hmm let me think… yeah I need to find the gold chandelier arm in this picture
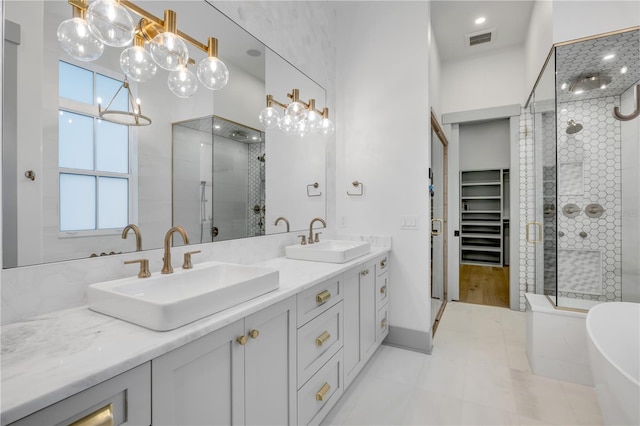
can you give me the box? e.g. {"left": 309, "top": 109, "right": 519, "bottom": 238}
{"left": 68, "top": 0, "right": 210, "bottom": 54}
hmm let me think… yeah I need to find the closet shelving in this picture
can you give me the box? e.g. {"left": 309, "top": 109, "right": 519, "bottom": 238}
{"left": 459, "top": 169, "right": 506, "bottom": 266}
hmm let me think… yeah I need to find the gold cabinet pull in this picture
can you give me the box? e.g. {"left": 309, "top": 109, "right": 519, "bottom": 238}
{"left": 360, "top": 269, "right": 369, "bottom": 276}
{"left": 380, "top": 318, "right": 387, "bottom": 329}
{"left": 316, "top": 290, "right": 331, "bottom": 305}
{"left": 380, "top": 285, "right": 387, "bottom": 295}
{"left": 248, "top": 329, "right": 260, "bottom": 339}
{"left": 380, "top": 258, "right": 387, "bottom": 268}
{"left": 70, "top": 404, "right": 114, "bottom": 426}
{"left": 315, "top": 331, "right": 331, "bottom": 347}
{"left": 316, "top": 382, "right": 331, "bottom": 401}
{"left": 236, "top": 335, "right": 248, "bottom": 345}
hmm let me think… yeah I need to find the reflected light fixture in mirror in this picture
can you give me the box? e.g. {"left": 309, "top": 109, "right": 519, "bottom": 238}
{"left": 97, "top": 76, "right": 152, "bottom": 126}
{"left": 259, "top": 89, "right": 335, "bottom": 137}
{"left": 58, "top": 0, "right": 229, "bottom": 98}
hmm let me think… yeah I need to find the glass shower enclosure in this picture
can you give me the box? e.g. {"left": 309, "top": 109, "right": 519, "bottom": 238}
{"left": 525, "top": 28, "right": 640, "bottom": 310}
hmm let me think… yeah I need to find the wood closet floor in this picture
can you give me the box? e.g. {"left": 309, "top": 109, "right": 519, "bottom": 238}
{"left": 459, "top": 264, "right": 509, "bottom": 308}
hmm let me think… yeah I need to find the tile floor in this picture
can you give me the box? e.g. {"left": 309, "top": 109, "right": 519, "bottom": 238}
{"left": 322, "top": 302, "right": 603, "bottom": 425}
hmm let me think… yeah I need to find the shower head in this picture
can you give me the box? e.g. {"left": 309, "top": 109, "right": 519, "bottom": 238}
{"left": 569, "top": 73, "right": 612, "bottom": 93}
{"left": 566, "top": 119, "right": 583, "bottom": 134}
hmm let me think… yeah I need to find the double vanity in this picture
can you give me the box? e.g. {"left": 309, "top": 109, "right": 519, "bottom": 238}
{"left": 1, "top": 239, "right": 390, "bottom": 426}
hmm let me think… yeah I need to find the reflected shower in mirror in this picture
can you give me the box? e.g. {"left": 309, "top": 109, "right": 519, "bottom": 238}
{"left": 173, "top": 116, "right": 265, "bottom": 243}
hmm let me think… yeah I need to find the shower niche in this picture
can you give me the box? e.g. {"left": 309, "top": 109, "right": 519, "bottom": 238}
{"left": 525, "top": 27, "right": 640, "bottom": 309}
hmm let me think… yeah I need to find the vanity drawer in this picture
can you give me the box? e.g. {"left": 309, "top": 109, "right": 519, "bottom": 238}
{"left": 10, "top": 362, "right": 150, "bottom": 426}
{"left": 297, "top": 350, "right": 343, "bottom": 426}
{"left": 297, "top": 278, "right": 342, "bottom": 326}
{"left": 297, "top": 301, "right": 343, "bottom": 387}
{"left": 376, "top": 255, "right": 389, "bottom": 276}
{"left": 376, "top": 272, "right": 389, "bottom": 308}
{"left": 377, "top": 304, "right": 389, "bottom": 341}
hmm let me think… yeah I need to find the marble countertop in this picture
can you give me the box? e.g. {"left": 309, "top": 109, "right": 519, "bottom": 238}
{"left": 0, "top": 248, "right": 389, "bottom": 425}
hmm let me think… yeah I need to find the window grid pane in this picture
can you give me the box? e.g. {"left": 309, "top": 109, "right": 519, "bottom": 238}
{"left": 59, "top": 61, "right": 94, "bottom": 104}
{"left": 96, "top": 120, "right": 129, "bottom": 173}
{"left": 59, "top": 111, "right": 95, "bottom": 170}
{"left": 96, "top": 74, "right": 129, "bottom": 112}
{"left": 60, "top": 174, "right": 96, "bottom": 231}
{"left": 98, "top": 177, "right": 129, "bottom": 229}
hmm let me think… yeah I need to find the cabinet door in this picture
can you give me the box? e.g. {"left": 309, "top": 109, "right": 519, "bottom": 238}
{"left": 152, "top": 320, "right": 245, "bottom": 426}
{"left": 342, "top": 268, "right": 361, "bottom": 389}
{"left": 244, "top": 297, "right": 296, "bottom": 426}
{"left": 360, "top": 265, "right": 377, "bottom": 363}
{"left": 10, "top": 363, "right": 150, "bottom": 426}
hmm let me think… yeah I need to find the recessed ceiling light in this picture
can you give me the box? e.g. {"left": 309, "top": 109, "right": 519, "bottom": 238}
{"left": 214, "top": 125, "right": 221, "bottom": 129}
{"left": 601, "top": 85, "right": 607, "bottom": 90}
{"left": 475, "top": 17, "right": 486, "bottom": 25}
{"left": 574, "top": 90, "right": 584, "bottom": 95}
{"left": 603, "top": 54, "right": 615, "bottom": 60}
{"left": 621, "top": 66, "right": 628, "bottom": 74}
{"left": 561, "top": 83, "right": 568, "bottom": 90}
{"left": 246, "top": 49, "right": 261, "bottom": 57}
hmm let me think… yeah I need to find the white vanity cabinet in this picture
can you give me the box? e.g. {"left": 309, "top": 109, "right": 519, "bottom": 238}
{"left": 295, "top": 278, "right": 345, "bottom": 425}
{"left": 343, "top": 256, "right": 388, "bottom": 389}
{"left": 9, "top": 363, "right": 151, "bottom": 426}
{"left": 151, "top": 297, "right": 296, "bottom": 426}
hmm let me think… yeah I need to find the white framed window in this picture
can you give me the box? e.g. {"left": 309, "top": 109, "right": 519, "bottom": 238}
{"left": 58, "top": 60, "right": 135, "bottom": 234}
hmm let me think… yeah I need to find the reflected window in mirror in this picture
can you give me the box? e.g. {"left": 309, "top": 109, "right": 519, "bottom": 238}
{"left": 58, "top": 60, "right": 134, "bottom": 234}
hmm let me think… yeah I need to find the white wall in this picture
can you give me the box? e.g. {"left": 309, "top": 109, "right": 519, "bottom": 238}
{"left": 335, "top": 1, "right": 431, "bottom": 347}
{"left": 552, "top": 1, "right": 640, "bottom": 44}
{"left": 441, "top": 47, "right": 525, "bottom": 114}
{"left": 459, "top": 119, "right": 511, "bottom": 171}
{"left": 524, "top": 0, "right": 553, "bottom": 104}
{"left": 429, "top": 23, "right": 442, "bottom": 119}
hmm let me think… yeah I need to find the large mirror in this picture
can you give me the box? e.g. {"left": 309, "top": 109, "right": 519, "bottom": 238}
{"left": 2, "top": 0, "right": 327, "bottom": 268}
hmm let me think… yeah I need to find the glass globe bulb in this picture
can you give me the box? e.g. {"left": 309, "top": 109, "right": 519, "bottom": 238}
{"left": 258, "top": 107, "right": 282, "bottom": 129}
{"left": 319, "top": 118, "right": 335, "bottom": 136}
{"left": 285, "top": 101, "right": 306, "bottom": 122}
{"left": 278, "top": 115, "right": 298, "bottom": 135}
{"left": 197, "top": 56, "right": 229, "bottom": 90}
{"left": 305, "top": 110, "right": 323, "bottom": 132}
{"left": 296, "top": 119, "right": 309, "bottom": 137}
{"left": 120, "top": 46, "right": 157, "bottom": 82}
{"left": 150, "top": 32, "right": 189, "bottom": 71}
{"left": 57, "top": 17, "right": 104, "bottom": 61}
{"left": 86, "top": 0, "right": 135, "bottom": 47}
{"left": 168, "top": 65, "right": 198, "bottom": 98}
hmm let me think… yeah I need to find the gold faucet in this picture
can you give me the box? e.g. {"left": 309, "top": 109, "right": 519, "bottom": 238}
{"left": 162, "top": 226, "right": 190, "bottom": 274}
{"left": 308, "top": 217, "right": 326, "bottom": 244}
{"left": 122, "top": 224, "right": 142, "bottom": 251}
{"left": 275, "top": 216, "right": 290, "bottom": 232}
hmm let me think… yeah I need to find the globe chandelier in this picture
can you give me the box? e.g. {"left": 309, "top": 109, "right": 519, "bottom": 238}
{"left": 259, "top": 89, "right": 335, "bottom": 137}
{"left": 57, "top": 0, "right": 229, "bottom": 108}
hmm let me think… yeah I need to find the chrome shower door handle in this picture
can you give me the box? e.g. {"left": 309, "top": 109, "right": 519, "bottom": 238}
{"left": 431, "top": 218, "right": 443, "bottom": 236}
{"left": 526, "top": 221, "right": 542, "bottom": 244}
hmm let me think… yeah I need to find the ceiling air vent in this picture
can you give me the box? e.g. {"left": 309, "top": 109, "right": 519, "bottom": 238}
{"left": 465, "top": 28, "right": 497, "bottom": 47}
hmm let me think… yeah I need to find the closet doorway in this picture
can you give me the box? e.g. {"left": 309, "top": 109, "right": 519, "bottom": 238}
{"left": 430, "top": 112, "right": 448, "bottom": 333}
{"left": 458, "top": 119, "right": 510, "bottom": 308}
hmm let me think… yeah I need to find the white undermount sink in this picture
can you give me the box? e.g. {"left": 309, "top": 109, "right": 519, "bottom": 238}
{"left": 285, "top": 240, "right": 371, "bottom": 263}
{"left": 88, "top": 261, "right": 279, "bottom": 331}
